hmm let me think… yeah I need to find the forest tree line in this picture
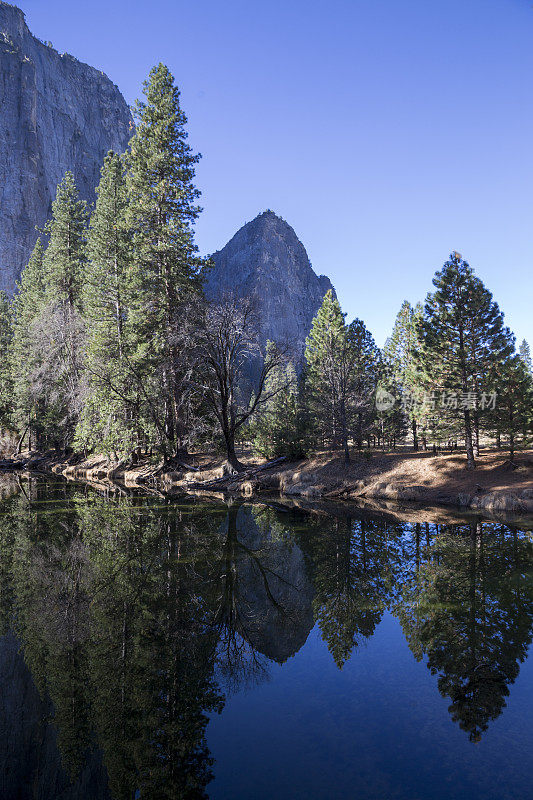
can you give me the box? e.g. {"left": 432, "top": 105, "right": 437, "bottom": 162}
{"left": 0, "top": 64, "right": 531, "bottom": 470}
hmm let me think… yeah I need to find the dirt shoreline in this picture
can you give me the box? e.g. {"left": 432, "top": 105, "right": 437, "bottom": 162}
{"left": 2, "top": 448, "right": 533, "bottom": 524}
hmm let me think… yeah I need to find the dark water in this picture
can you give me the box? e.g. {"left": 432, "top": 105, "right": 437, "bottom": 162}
{"left": 0, "top": 476, "right": 532, "bottom": 800}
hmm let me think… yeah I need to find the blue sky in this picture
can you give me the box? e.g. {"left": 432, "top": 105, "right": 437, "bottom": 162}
{"left": 20, "top": 0, "right": 533, "bottom": 347}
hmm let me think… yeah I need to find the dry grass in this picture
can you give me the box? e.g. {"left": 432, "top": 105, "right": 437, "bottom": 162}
{"left": 268, "top": 447, "right": 533, "bottom": 501}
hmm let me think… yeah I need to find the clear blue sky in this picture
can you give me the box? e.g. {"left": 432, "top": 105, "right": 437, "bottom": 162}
{"left": 20, "top": 0, "right": 533, "bottom": 347}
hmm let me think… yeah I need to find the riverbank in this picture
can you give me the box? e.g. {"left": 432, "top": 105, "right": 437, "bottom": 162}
{"left": 2, "top": 447, "right": 533, "bottom": 520}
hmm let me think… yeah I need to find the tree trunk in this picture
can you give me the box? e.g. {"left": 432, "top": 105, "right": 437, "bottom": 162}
{"left": 15, "top": 425, "right": 30, "bottom": 455}
{"left": 225, "top": 434, "right": 243, "bottom": 471}
{"left": 343, "top": 439, "right": 350, "bottom": 464}
{"left": 340, "top": 399, "right": 350, "bottom": 464}
{"left": 459, "top": 323, "right": 475, "bottom": 469}
{"left": 509, "top": 402, "right": 515, "bottom": 463}
{"left": 473, "top": 410, "right": 480, "bottom": 457}
{"left": 464, "top": 408, "right": 475, "bottom": 469}
{"left": 412, "top": 418, "right": 418, "bottom": 451}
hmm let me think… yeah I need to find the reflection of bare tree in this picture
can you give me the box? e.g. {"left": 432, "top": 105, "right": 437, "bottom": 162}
{"left": 209, "top": 503, "right": 314, "bottom": 691}
{"left": 25, "top": 537, "right": 91, "bottom": 646}
{"left": 211, "top": 524, "right": 270, "bottom": 691}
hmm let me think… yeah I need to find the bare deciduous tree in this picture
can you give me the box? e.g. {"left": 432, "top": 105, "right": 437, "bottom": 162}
{"left": 196, "top": 295, "right": 287, "bottom": 470}
{"left": 29, "top": 301, "right": 86, "bottom": 450}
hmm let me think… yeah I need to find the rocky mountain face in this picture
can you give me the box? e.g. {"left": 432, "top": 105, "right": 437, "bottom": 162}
{"left": 0, "top": 1, "right": 131, "bottom": 294}
{"left": 205, "top": 211, "right": 334, "bottom": 368}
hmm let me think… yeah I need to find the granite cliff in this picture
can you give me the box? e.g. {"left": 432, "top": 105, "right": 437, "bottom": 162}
{"left": 0, "top": 1, "right": 131, "bottom": 293}
{"left": 205, "top": 210, "right": 335, "bottom": 367}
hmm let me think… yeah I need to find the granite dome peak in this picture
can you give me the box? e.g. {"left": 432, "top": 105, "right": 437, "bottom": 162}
{"left": 205, "top": 210, "right": 334, "bottom": 367}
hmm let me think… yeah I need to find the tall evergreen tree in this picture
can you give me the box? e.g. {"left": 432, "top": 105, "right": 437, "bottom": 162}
{"left": 383, "top": 300, "right": 423, "bottom": 449}
{"left": 125, "top": 63, "right": 204, "bottom": 460}
{"left": 10, "top": 238, "right": 46, "bottom": 449}
{"left": 0, "top": 292, "right": 13, "bottom": 433}
{"left": 489, "top": 354, "right": 533, "bottom": 462}
{"left": 346, "top": 318, "right": 381, "bottom": 450}
{"left": 78, "top": 152, "right": 134, "bottom": 455}
{"left": 305, "top": 291, "right": 379, "bottom": 462}
{"left": 305, "top": 290, "right": 349, "bottom": 457}
{"left": 42, "top": 171, "right": 87, "bottom": 310}
{"left": 417, "top": 253, "right": 514, "bottom": 469}
{"left": 252, "top": 358, "right": 307, "bottom": 460}
{"left": 13, "top": 173, "right": 88, "bottom": 450}
{"left": 519, "top": 339, "right": 532, "bottom": 375}
{"left": 374, "top": 369, "right": 407, "bottom": 450}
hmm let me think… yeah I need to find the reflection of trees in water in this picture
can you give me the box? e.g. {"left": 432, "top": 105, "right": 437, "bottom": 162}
{"left": 297, "top": 515, "right": 404, "bottom": 668}
{"left": 0, "top": 476, "right": 20, "bottom": 637}
{"left": 209, "top": 504, "right": 275, "bottom": 691}
{"left": 0, "top": 486, "right": 314, "bottom": 798}
{"left": 0, "top": 473, "right": 19, "bottom": 505}
{"left": 295, "top": 511, "right": 533, "bottom": 740}
{"left": 0, "top": 480, "right": 532, "bottom": 799}
{"left": 1, "top": 486, "right": 226, "bottom": 797}
{"left": 395, "top": 521, "right": 533, "bottom": 741}
{"left": 10, "top": 482, "right": 93, "bottom": 779}
{"left": 82, "top": 501, "right": 225, "bottom": 800}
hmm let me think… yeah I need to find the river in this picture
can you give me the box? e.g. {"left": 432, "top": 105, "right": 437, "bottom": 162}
{"left": 0, "top": 475, "right": 531, "bottom": 799}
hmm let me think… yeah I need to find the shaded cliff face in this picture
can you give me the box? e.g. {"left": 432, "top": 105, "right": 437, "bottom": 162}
{"left": 206, "top": 211, "right": 334, "bottom": 366}
{"left": 0, "top": 2, "right": 131, "bottom": 294}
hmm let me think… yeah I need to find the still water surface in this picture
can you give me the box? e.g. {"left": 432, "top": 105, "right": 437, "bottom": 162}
{"left": 0, "top": 476, "right": 531, "bottom": 799}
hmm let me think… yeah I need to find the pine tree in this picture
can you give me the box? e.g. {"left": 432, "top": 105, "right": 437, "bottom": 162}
{"left": 519, "top": 339, "right": 532, "bottom": 375}
{"left": 42, "top": 171, "right": 87, "bottom": 310}
{"left": 489, "top": 354, "right": 533, "bottom": 462}
{"left": 125, "top": 63, "right": 204, "bottom": 460}
{"left": 305, "top": 291, "right": 379, "bottom": 462}
{"left": 78, "top": 152, "right": 134, "bottom": 456}
{"left": 346, "top": 318, "right": 380, "bottom": 450}
{"left": 374, "top": 367, "right": 407, "bottom": 450}
{"left": 253, "top": 359, "right": 307, "bottom": 460}
{"left": 417, "top": 253, "right": 514, "bottom": 469}
{"left": 0, "top": 292, "right": 13, "bottom": 432}
{"left": 13, "top": 173, "right": 88, "bottom": 450}
{"left": 383, "top": 300, "right": 423, "bottom": 449}
{"left": 305, "top": 290, "right": 348, "bottom": 456}
{"left": 10, "top": 238, "right": 46, "bottom": 448}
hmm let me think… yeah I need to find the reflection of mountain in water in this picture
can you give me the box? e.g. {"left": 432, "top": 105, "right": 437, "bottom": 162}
{"left": 219, "top": 505, "right": 314, "bottom": 664}
{"left": 0, "top": 631, "right": 109, "bottom": 800}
